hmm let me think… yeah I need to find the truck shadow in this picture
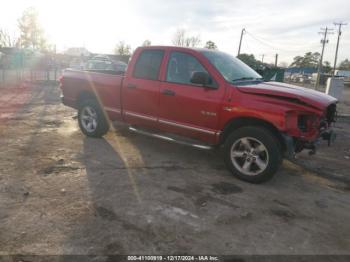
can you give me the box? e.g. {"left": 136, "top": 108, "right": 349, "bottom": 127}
{"left": 63, "top": 123, "right": 350, "bottom": 255}
{"left": 62, "top": 124, "right": 245, "bottom": 255}
{"left": 67, "top": 119, "right": 350, "bottom": 255}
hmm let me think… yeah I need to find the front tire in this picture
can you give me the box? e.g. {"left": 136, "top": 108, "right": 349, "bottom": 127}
{"left": 78, "top": 99, "right": 109, "bottom": 137}
{"left": 224, "top": 126, "right": 282, "bottom": 183}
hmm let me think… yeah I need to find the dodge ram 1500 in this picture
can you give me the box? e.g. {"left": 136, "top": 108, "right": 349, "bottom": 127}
{"left": 60, "top": 46, "right": 337, "bottom": 183}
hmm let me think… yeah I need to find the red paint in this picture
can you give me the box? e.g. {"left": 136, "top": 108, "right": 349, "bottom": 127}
{"left": 60, "top": 46, "right": 337, "bottom": 145}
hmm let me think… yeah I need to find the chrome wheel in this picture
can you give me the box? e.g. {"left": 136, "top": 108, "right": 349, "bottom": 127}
{"left": 230, "top": 137, "right": 269, "bottom": 176}
{"left": 80, "top": 106, "right": 98, "bottom": 133}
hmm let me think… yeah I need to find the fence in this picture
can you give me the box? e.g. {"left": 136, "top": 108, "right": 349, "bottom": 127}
{"left": 0, "top": 48, "right": 132, "bottom": 87}
{"left": 0, "top": 68, "right": 63, "bottom": 87}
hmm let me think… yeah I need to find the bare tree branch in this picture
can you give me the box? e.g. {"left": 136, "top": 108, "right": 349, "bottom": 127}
{"left": 17, "top": 7, "right": 47, "bottom": 50}
{"left": 172, "top": 29, "right": 201, "bottom": 48}
{"left": 172, "top": 29, "right": 186, "bottom": 47}
{"left": 0, "top": 29, "right": 17, "bottom": 47}
{"left": 114, "top": 41, "right": 131, "bottom": 55}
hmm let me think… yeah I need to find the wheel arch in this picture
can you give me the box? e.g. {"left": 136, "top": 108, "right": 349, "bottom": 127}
{"left": 219, "top": 117, "right": 286, "bottom": 152}
{"left": 76, "top": 90, "right": 97, "bottom": 108}
{"left": 76, "top": 92, "right": 110, "bottom": 137}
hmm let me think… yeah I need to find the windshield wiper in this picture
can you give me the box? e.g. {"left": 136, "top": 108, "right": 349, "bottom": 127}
{"left": 231, "top": 77, "right": 264, "bottom": 82}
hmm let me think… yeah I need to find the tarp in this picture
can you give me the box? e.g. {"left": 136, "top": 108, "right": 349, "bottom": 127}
{"left": 263, "top": 68, "right": 285, "bottom": 82}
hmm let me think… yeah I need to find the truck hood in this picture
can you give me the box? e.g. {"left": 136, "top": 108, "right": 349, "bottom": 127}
{"left": 236, "top": 81, "right": 337, "bottom": 110}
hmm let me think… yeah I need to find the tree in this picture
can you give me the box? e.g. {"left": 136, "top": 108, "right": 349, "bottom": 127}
{"left": 237, "top": 53, "right": 263, "bottom": 70}
{"left": 185, "top": 36, "right": 201, "bottom": 47}
{"left": 172, "top": 29, "right": 186, "bottom": 47}
{"left": 142, "top": 40, "right": 151, "bottom": 46}
{"left": 339, "top": 59, "right": 350, "bottom": 70}
{"left": 18, "top": 7, "right": 47, "bottom": 50}
{"left": 0, "top": 29, "right": 17, "bottom": 47}
{"left": 204, "top": 40, "right": 217, "bottom": 50}
{"left": 172, "top": 29, "right": 201, "bottom": 47}
{"left": 114, "top": 41, "right": 131, "bottom": 55}
{"left": 290, "top": 52, "right": 320, "bottom": 68}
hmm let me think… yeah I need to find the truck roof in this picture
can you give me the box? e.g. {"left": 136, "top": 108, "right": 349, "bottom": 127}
{"left": 137, "top": 45, "right": 214, "bottom": 53}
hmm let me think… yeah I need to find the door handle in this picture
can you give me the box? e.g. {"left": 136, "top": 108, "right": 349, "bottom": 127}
{"left": 127, "top": 83, "right": 137, "bottom": 89}
{"left": 161, "top": 89, "right": 176, "bottom": 96}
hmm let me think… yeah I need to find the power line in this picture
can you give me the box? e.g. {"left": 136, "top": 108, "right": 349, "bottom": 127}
{"left": 238, "top": 28, "right": 344, "bottom": 68}
{"left": 243, "top": 41, "right": 277, "bottom": 64}
{"left": 245, "top": 30, "right": 327, "bottom": 54}
{"left": 243, "top": 35, "right": 254, "bottom": 54}
{"left": 245, "top": 31, "right": 293, "bottom": 53}
{"left": 245, "top": 31, "right": 282, "bottom": 51}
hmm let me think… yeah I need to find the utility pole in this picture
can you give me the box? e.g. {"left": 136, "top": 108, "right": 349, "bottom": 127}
{"left": 261, "top": 54, "right": 265, "bottom": 63}
{"left": 315, "top": 27, "right": 333, "bottom": 90}
{"left": 237, "top": 28, "right": 245, "bottom": 56}
{"left": 333, "top": 22, "right": 347, "bottom": 76}
{"left": 274, "top": 53, "right": 278, "bottom": 67}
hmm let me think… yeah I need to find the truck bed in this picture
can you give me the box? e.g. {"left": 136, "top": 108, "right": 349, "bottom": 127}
{"left": 60, "top": 69, "right": 124, "bottom": 120}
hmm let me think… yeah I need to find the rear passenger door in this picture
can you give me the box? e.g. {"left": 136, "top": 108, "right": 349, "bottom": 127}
{"left": 122, "top": 49, "right": 164, "bottom": 128}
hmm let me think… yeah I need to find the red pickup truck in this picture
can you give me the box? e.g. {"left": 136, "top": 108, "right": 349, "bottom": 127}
{"left": 60, "top": 46, "right": 337, "bottom": 183}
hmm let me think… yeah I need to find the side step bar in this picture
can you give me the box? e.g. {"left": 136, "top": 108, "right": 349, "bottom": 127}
{"left": 128, "top": 126, "right": 213, "bottom": 150}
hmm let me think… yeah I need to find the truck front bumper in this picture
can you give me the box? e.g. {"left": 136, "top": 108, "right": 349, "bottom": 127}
{"left": 282, "top": 129, "right": 336, "bottom": 158}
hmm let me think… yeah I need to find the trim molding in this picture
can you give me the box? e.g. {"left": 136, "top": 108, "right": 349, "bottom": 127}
{"left": 159, "top": 119, "right": 216, "bottom": 135}
{"left": 124, "top": 111, "right": 157, "bottom": 121}
{"left": 104, "top": 107, "right": 121, "bottom": 113}
{"left": 117, "top": 110, "right": 220, "bottom": 136}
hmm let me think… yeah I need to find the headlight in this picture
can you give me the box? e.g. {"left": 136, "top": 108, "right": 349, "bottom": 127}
{"left": 297, "top": 114, "right": 318, "bottom": 132}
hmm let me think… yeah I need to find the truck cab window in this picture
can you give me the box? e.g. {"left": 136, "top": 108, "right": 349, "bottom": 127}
{"left": 166, "top": 51, "right": 209, "bottom": 85}
{"left": 133, "top": 50, "right": 164, "bottom": 80}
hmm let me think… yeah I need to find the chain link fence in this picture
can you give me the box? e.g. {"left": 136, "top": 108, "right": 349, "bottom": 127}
{"left": 0, "top": 49, "right": 67, "bottom": 87}
{"left": 0, "top": 48, "right": 87, "bottom": 87}
{"left": 0, "top": 68, "right": 63, "bottom": 86}
{"left": 0, "top": 48, "right": 131, "bottom": 87}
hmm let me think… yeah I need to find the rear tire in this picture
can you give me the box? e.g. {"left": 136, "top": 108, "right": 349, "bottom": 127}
{"left": 224, "top": 126, "right": 282, "bottom": 183}
{"left": 78, "top": 99, "right": 109, "bottom": 137}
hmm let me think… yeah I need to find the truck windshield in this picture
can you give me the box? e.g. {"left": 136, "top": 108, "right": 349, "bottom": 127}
{"left": 200, "top": 50, "right": 262, "bottom": 83}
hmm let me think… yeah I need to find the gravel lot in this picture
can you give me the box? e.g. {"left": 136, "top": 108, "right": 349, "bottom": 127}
{"left": 0, "top": 84, "right": 349, "bottom": 257}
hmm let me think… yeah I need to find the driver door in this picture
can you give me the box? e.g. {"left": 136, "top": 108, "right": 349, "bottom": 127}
{"left": 159, "top": 51, "right": 222, "bottom": 143}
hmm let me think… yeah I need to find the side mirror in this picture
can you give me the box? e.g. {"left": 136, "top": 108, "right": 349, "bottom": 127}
{"left": 190, "top": 71, "right": 215, "bottom": 88}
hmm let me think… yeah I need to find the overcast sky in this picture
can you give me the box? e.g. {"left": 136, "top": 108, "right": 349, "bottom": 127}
{"left": 1, "top": 0, "right": 349, "bottom": 65}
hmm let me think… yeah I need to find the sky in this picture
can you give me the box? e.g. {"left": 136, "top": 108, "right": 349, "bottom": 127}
{"left": 1, "top": 0, "right": 350, "bottom": 65}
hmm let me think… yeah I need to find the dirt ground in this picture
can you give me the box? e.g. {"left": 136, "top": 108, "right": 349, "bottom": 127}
{"left": 0, "top": 84, "right": 349, "bottom": 257}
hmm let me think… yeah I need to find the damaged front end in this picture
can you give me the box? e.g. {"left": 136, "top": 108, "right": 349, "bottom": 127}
{"left": 283, "top": 103, "right": 337, "bottom": 157}
{"left": 235, "top": 81, "right": 338, "bottom": 158}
